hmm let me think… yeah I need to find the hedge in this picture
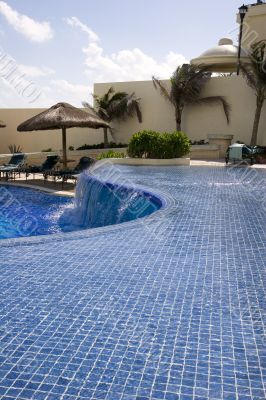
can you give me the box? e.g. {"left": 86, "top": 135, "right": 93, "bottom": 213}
{"left": 128, "top": 130, "right": 190, "bottom": 159}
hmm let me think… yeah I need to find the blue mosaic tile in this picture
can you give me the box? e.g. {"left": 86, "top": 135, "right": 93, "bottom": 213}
{"left": 0, "top": 165, "right": 265, "bottom": 400}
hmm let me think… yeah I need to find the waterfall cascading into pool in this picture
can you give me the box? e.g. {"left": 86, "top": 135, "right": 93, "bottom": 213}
{"left": 59, "top": 172, "right": 163, "bottom": 231}
{"left": 0, "top": 172, "right": 163, "bottom": 239}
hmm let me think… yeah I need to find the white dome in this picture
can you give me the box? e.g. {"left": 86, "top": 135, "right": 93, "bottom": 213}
{"left": 190, "top": 37, "right": 249, "bottom": 72}
{"left": 199, "top": 38, "right": 246, "bottom": 58}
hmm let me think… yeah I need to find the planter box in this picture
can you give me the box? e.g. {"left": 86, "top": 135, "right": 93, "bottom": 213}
{"left": 104, "top": 157, "right": 190, "bottom": 166}
{"left": 189, "top": 145, "right": 220, "bottom": 160}
{"left": 207, "top": 134, "right": 233, "bottom": 157}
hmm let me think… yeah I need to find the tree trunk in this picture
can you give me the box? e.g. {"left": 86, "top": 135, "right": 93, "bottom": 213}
{"left": 250, "top": 97, "right": 264, "bottom": 146}
{"left": 62, "top": 127, "right": 67, "bottom": 169}
{"left": 103, "top": 127, "right": 109, "bottom": 148}
{"left": 175, "top": 107, "right": 182, "bottom": 131}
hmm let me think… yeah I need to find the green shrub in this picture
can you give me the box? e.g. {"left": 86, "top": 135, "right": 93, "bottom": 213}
{"left": 160, "top": 132, "right": 191, "bottom": 158}
{"left": 97, "top": 150, "right": 126, "bottom": 160}
{"left": 77, "top": 142, "right": 128, "bottom": 150}
{"left": 128, "top": 130, "right": 190, "bottom": 159}
{"left": 127, "top": 130, "right": 161, "bottom": 158}
{"left": 189, "top": 139, "right": 208, "bottom": 145}
{"left": 42, "top": 148, "right": 53, "bottom": 152}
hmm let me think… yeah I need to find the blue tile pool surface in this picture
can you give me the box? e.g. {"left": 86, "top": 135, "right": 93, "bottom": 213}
{"left": 0, "top": 164, "right": 265, "bottom": 400}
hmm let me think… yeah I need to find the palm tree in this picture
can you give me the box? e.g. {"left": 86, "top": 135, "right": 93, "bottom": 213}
{"left": 152, "top": 63, "right": 230, "bottom": 131}
{"left": 240, "top": 41, "right": 266, "bottom": 146}
{"left": 83, "top": 87, "right": 142, "bottom": 147}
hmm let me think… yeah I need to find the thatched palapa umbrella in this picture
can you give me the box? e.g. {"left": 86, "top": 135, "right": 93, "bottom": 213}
{"left": 17, "top": 102, "right": 109, "bottom": 168}
{"left": 0, "top": 121, "right": 6, "bottom": 128}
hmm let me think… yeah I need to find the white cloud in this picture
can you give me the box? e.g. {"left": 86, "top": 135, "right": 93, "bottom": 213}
{"left": 18, "top": 65, "right": 55, "bottom": 78}
{"left": 0, "top": 77, "right": 91, "bottom": 108}
{"left": 66, "top": 16, "right": 188, "bottom": 83}
{"left": 50, "top": 79, "right": 91, "bottom": 103}
{"left": 83, "top": 44, "right": 187, "bottom": 83}
{"left": 0, "top": 16, "right": 188, "bottom": 108}
{"left": 30, "top": 81, "right": 90, "bottom": 108}
{"left": 0, "top": 1, "right": 53, "bottom": 42}
{"left": 65, "top": 17, "right": 99, "bottom": 42}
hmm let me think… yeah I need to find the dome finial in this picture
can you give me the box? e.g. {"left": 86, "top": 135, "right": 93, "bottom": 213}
{"left": 218, "top": 38, "right": 233, "bottom": 46}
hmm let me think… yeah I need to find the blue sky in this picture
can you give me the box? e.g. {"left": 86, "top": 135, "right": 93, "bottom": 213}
{"left": 0, "top": 0, "right": 244, "bottom": 108}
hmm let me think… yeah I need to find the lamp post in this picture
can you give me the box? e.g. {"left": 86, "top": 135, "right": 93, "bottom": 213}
{"left": 237, "top": 4, "right": 248, "bottom": 75}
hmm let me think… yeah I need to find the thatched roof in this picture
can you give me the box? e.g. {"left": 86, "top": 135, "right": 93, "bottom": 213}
{"left": 17, "top": 102, "right": 109, "bottom": 132}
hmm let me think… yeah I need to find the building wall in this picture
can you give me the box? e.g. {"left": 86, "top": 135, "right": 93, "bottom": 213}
{"left": 240, "top": 4, "right": 266, "bottom": 49}
{"left": 184, "top": 76, "right": 266, "bottom": 146}
{"left": 0, "top": 74, "right": 265, "bottom": 154}
{"left": 0, "top": 108, "right": 105, "bottom": 154}
{"left": 94, "top": 76, "right": 266, "bottom": 146}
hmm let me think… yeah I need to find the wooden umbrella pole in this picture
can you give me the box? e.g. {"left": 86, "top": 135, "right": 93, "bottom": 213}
{"left": 62, "top": 127, "right": 67, "bottom": 169}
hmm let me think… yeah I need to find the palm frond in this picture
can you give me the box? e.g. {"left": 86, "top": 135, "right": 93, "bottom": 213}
{"left": 107, "top": 94, "right": 128, "bottom": 118}
{"left": 196, "top": 96, "right": 231, "bottom": 124}
{"left": 124, "top": 93, "right": 142, "bottom": 122}
{"left": 92, "top": 94, "right": 104, "bottom": 109}
{"left": 83, "top": 87, "right": 142, "bottom": 146}
{"left": 169, "top": 64, "right": 212, "bottom": 106}
{"left": 82, "top": 101, "right": 110, "bottom": 121}
{"left": 251, "top": 40, "right": 266, "bottom": 62}
{"left": 240, "top": 62, "right": 258, "bottom": 90}
{"left": 176, "top": 64, "right": 211, "bottom": 88}
{"left": 102, "top": 87, "right": 114, "bottom": 103}
{"left": 240, "top": 41, "right": 266, "bottom": 92}
{"left": 97, "top": 107, "right": 110, "bottom": 121}
{"left": 152, "top": 76, "right": 171, "bottom": 102}
{"left": 101, "top": 92, "right": 141, "bottom": 123}
{"left": 132, "top": 100, "right": 142, "bottom": 123}
{"left": 110, "top": 92, "right": 129, "bottom": 102}
{"left": 82, "top": 101, "right": 95, "bottom": 112}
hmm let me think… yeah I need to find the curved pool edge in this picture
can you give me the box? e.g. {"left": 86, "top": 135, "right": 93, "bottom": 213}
{"left": 94, "top": 157, "right": 190, "bottom": 166}
{"left": 0, "top": 174, "right": 176, "bottom": 247}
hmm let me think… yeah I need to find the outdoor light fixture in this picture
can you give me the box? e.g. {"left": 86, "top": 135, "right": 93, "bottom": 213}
{"left": 237, "top": 4, "right": 248, "bottom": 75}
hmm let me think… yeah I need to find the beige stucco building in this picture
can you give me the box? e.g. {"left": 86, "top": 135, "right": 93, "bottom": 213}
{"left": 0, "top": 2, "right": 265, "bottom": 155}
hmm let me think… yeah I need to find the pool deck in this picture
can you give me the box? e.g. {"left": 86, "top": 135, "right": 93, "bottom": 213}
{"left": 0, "top": 163, "right": 265, "bottom": 400}
{"left": 1, "top": 160, "right": 265, "bottom": 196}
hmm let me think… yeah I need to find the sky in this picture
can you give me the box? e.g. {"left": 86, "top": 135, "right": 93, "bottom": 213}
{"left": 0, "top": 0, "right": 245, "bottom": 108}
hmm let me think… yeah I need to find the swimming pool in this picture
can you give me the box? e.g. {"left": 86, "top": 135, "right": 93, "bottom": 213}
{"left": 0, "top": 165, "right": 265, "bottom": 400}
{"left": 0, "top": 185, "right": 72, "bottom": 239}
{"left": 0, "top": 174, "right": 163, "bottom": 239}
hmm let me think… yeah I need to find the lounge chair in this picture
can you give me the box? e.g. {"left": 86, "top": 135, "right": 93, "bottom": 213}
{"left": 49, "top": 156, "right": 95, "bottom": 186}
{"left": 21, "top": 155, "right": 60, "bottom": 180}
{"left": 225, "top": 143, "right": 255, "bottom": 165}
{"left": 0, "top": 153, "right": 26, "bottom": 181}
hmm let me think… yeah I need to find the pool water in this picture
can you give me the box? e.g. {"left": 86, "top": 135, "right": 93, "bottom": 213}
{"left": 0, "top": 176, "right": 163, "bottom": 239}
{"left": 0, "top": 185, "right": 72, "bottom": 239}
